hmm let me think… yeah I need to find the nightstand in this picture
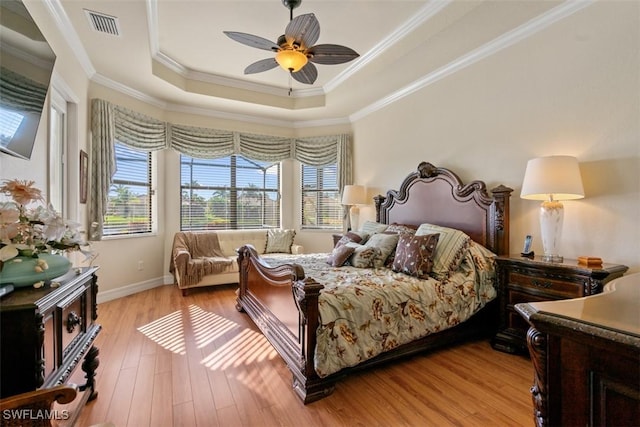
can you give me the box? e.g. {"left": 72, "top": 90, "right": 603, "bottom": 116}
{"left": 491, "top": 255, "right": 628, "bottom": 354}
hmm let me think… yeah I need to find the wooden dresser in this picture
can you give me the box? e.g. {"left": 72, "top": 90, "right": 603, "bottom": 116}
{"left": 516, "top": 273, "right": 639, "bottom": 427}
{"left": 0, "top": 267, "right": 101, "bottom": 423}
{"left": 492, "top": 255, "right": 628, "bottom": 354}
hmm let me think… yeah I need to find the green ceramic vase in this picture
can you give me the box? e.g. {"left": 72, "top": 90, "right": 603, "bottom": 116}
{"left": 0, "top": 254, "right": 72, "bottom": 288}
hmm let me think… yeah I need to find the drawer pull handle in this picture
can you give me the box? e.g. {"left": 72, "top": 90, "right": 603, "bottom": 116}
{"left": 66, "top": 311, "right": 82, "bottom": 333}
{"left": 532, "top": 280, "right": 552, "bottom": 289}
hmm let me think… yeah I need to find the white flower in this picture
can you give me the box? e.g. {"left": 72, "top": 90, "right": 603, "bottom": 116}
{"left": 0, "top": 179, "right": 90, "bottom": 262}
{"left": 41, "top": 208, "right": 67, "bottom": 242}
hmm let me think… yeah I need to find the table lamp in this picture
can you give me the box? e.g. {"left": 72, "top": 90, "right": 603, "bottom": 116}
{"left": 520, "top": 156, "right": 584, "bottom": 262}
{"left": 341, "top": 185, "right": 366, "bottom": 231}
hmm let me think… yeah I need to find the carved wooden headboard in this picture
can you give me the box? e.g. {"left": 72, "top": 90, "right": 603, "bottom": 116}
{"left": 375, "top": 162, "right": 512, "bottom": 255}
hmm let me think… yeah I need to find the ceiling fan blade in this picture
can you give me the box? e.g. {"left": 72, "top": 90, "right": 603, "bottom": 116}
{"left": 285, "top": 13, "right": 320, "bottom": 49}
{"left": 244, "top": 58, "right": 279, "bottom": 74}
{"left": 308, "top": 44, "right": 360, "bottom": 65}
{"left": 223, "top": 31, "right": 279, "bottom": 51}
{"left": 291, "top": 62, "right": 317, "bottom": 85}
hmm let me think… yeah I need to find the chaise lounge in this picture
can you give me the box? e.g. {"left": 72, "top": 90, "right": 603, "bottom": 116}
{"left": 170, "top": 229, "right": 302, "bottom": 295}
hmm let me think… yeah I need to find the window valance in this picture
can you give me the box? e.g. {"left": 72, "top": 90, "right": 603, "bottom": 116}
{"left": 89, "top": 98, "right": 352, "bottom": 240}
{"left": 0, "top": 67, "right": 48, "bottom": 114}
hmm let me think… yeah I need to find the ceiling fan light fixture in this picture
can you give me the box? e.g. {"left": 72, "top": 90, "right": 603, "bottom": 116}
{"left": 275, "top": 49, "right": 308, "bottom": 72}
{"left": 225, "top": 2, "right": 358, "bottom": 85}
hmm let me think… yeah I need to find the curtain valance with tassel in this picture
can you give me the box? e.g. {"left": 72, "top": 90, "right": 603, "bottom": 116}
{"left": 89, "top": 98, "right": 352, "bottom": 240}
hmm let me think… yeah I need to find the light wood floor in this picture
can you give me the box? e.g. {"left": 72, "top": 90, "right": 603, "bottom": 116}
{"left": 75, "top": 283, "right": 534, "bottom": 427}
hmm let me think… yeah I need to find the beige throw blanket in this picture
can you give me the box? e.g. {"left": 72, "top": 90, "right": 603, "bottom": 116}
{"left": 170, "top": 232, "right": 235, "bottom": 288}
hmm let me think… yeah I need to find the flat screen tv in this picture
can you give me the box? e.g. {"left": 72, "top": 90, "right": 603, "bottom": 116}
{"left": 0, "top": 0, "right": 56, "bottom": 160}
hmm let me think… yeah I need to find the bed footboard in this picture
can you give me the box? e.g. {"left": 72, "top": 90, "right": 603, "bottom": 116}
{"left": 236, "top": 244, "right": 336, "bottom": 403}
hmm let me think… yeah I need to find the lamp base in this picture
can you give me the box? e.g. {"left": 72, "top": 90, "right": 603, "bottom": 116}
{"left": 539, "top": 200, "right": 564, "bottom": 265}
{"left": 349, "top": 206, "right": 361, "bottom": 232}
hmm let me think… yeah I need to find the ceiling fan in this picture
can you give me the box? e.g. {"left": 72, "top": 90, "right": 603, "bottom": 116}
{"left": 223, "top": 0, "right": 359, "bottom": 85}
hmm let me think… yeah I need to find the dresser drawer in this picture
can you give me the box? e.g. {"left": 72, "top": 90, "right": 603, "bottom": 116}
{"left": 508, "top": 310, "right": 530, "bottom": 335}
{"left": 493, "top": 256, "right": 628, "bottom": 355}
{"left": 507, "top": 290, "right": 561, "bottom": 332}
{"left": 508, "top": 271, "right": 582, "bottom": 299}
{"left": 56, "top": 287, "right": 88, "bottom": 364}
{"left": 43, "top": 314, "right": 56, "bottom": 380}
{"left": 509, "top": 289, "right": 555, "bottom": 306}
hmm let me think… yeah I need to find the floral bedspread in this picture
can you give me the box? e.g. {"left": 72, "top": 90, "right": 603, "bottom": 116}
{"left": 262, "top": 242, "right": 497, "bottom": 378}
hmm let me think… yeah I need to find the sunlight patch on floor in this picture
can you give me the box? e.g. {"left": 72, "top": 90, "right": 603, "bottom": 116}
{"left": 137, "top": 309, "right": 187, "bottom": 354}
{"left": 187, "top": 304, "right": 240, "bottom": 348}
{"left": 137, "top": 304, "right": 239, "bottom": 355}
{"left": 200, "top": 327, "right": 277, "bottom": 371}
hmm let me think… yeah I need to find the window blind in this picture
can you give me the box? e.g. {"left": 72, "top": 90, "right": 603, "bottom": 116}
{"left": 104, "top": 143, "right": 152, "bottom": 236}
{"left": 301, "top": 164, "right": 341, "bottom": 229}
{"left": 180, "top": 155, "right": 280, "bottom": 230}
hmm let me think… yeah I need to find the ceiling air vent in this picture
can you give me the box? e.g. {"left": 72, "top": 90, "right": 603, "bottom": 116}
{"left": 84, "top": 9, "right": 121, "bottom": 36}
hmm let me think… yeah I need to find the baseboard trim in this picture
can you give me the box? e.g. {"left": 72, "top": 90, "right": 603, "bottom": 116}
{"left": 97, "top": 275, "right": 174, "bottom": 304}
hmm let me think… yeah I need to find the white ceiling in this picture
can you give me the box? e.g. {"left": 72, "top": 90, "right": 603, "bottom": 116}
{"left": 48, "top": 0, "right": 586, "bottom": 127}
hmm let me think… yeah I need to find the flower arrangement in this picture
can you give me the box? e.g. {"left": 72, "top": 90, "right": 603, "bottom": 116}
{"left": 0, "top": 179, "right": 89, "bottom": 270}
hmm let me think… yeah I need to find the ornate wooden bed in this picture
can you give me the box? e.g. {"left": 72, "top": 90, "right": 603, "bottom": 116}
{"left": 236, "top": 161, "right": 512, "bottom": 403}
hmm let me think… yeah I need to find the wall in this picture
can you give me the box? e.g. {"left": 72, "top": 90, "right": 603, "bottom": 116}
{"left": 0, "top": 1, "right": 91, "bottom": 263}
{"left": 2, "top": 1, "right": 637, "bottom": 304}
{"left": 352, "top": 1, "right": 639, "bottom": 273}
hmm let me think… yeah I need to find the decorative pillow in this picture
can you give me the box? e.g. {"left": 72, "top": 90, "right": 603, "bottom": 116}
{"left": 335, "top": 231, "right": 363, "bottom": 248}
{"left": 385, "top": 223, "right": 418, "bottom": 235}
{"left": 345, "top": 243, "right": 378, "bottom": 268}
{"left": 392, "top": 233, "right": 440, "bottom": 279}
{"left": 364, "top": 233, "right": 400, "bottom": 268}
{"left": 383, "top": 224, "right": 417, "bottom": 267}
{"left": 415, "top": 223, "right": 471, "bottom": 279}
{"left": 359, "top": 220, "right": 388, "bottom": 236}
{"left": 349, "top": 231, "right": 370, "bottom": 244}
{"left": 326, "top": 245, "right": 356, "bottom": 267}
{"left": 265, "top": 229, "right": 296, "bottom": 254}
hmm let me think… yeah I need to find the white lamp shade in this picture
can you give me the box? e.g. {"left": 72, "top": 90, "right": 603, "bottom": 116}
{"left": 520, "top": 156, "right": 585, "bottom": 201}
{"left": 341, "top": 185, "right": 366, "bottom": 205}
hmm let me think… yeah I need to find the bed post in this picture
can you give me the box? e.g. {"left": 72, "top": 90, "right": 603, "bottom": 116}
{"left": 374, "top": 195, "right": 386, "bottom": 223}
{"left": 292, "top": 278, "right": 336, "bottom": 403}
{"left": 490, "top": 185, "right": 513, "bottom": 256}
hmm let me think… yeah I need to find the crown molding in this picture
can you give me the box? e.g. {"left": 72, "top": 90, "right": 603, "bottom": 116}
{"left": 324, "top": 0, "right": 451, "bottom": 93}
{"left": 92, "top": 73, "right": 168, "bottom": 109}
{"left": 44, "top": 0, "right": 95, "bottom": 78}
{"left": 45, "top": 0, "right": 593, "bottom": 130}
{"left": 91, "top": 72, "right": 348, "bottom": 129}
{"left": 145, "top": 0, "right": 450, "bottom": 99}
{"left": 350, "top": 0, "right": 595, "bottom": 122}
{"left": 146, "top": 0, "right": 324, "bottom": 99}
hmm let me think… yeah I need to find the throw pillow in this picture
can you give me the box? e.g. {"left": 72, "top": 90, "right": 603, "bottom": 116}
{"left": 349, "top": 230, "right": 370, "bottom": 244}
{"left": 364, "top": 233, "right": 400, "bottom": 268}
{"left": 345, "top": 243, "right": 378, "bottom": 268}
{"left": 335, "top": 231, "right": 363, "bottom": 248}
{"left": 359, "top": 220, "right": 388, "bottom": 236}
{"left": 265, "top": 229, "right": 296, "bottom": 254}
{"left": 415, "top": 223, "right": 470, "bottom": 279}
{"left": 392, "top": 233, "right": 440, "bottom": 279}
{"left": 326, "top": 245, "right": 356, "bottom": 267}
{"left": 383, "top": 224, "right": 417, "bottom": 267}
{"left": 385, "top": 223, "right": 418, "bottom": 235}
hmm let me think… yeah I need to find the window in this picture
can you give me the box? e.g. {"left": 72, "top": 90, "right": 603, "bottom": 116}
{"left": 180, "top": 155, "right": 280, "bottom": 230}
{"left": 103, "top": 143, "right": 153, "bottom": 236}
{"left": 49, "top": 89, "right": 67, "bottom": 215}
{"left": 301, "top": 164, "right": 341, "bottom": 229}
